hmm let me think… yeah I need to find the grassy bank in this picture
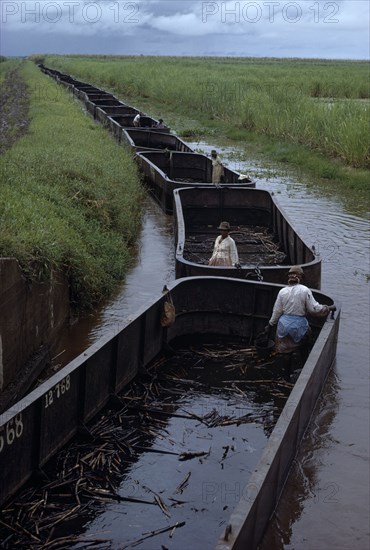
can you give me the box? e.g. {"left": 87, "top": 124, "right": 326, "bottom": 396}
{"left": 0, "top": 58, "right": 21, "bottom": 83}
{"left": 43, "top": 56, "right": 369, "bottom": 174}
{"left": 0, "top": 60, "right": 30, "bottom": 155}
{"left": 0, "top": 61, "right": 144, "bottom": 310}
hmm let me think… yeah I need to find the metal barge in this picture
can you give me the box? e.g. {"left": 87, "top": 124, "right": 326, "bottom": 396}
{"left": 107, "top": 114, "right": 167, "bottom": 142}
{"left": 75, "top": 89, "right": 116, "bottom": 102}
{"left": 136, "top": 151, "right": 256, "bottom": 214}
{"left": 174, "top": 187, "right": 321, "bottom": 288}
{"left": 95, "top": 104, "right": 140, "bottom": 124}
{"left": 85, "top": 98, "right": 128, "bottom": 119}
{"left": 0, "top": 277, "right": 339, "bottom": 548}
{"left": 121, "top": 128, "right": 194, "bottom": 153}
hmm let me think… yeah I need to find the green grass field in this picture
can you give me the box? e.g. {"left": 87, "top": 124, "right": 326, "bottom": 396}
{"left": 0, "top": 61, "right": 144, "bottom": 310}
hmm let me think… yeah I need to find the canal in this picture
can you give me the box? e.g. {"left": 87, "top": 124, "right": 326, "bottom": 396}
{"left": 35, "top": 140, "right": 370, "bottom": 549}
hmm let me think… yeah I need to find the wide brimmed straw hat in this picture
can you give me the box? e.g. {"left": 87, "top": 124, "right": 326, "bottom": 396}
{"left": 218, "top": 221, "right": 230, "bottom": 231}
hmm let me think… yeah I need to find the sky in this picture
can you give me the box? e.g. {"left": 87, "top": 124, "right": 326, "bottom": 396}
{"left": 1, "top": 0, "right": 369, "bottom": 59}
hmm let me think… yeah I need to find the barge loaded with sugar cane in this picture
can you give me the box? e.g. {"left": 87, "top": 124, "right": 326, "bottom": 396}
{"left": 174, "top": 186, "right": 321, "bottom": 288}
{"left": 136, "top": 151, "right": 256, "bottom": 214}
{"left": 0, "top": 277, "right": 339, "bottom": 549}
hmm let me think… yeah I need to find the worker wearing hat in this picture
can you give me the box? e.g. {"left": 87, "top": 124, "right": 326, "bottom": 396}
{"left": 265, "top": 265, "right": 336, "bottom": 354}
{"left": 208, "top": 221, "right": 240, "bottom": 267}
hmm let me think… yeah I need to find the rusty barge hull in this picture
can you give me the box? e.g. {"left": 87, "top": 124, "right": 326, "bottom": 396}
{"left": 0, "top": 277, "right": 339, "bottom": 548}
{"left": 174, "top": 187, "right": 321, "bottom": 288}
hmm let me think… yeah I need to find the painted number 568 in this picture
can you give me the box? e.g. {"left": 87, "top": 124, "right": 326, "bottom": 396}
{"left": 0, "top": 413, "right": 24, "bottom": 454}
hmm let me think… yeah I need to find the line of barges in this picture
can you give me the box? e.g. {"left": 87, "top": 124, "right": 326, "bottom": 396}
{"left": 0, "top": 64, "right": 340, "bottom": 550}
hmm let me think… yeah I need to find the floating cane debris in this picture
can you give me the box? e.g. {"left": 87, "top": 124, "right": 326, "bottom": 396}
{"left": 174, "top": 472, "right": 191, "bottom": 494}
{"left": 178, "top": 450, "right": 210, "bottom": 461}
{"left": 123, "top": 521, "right": 186, "bottom": 548}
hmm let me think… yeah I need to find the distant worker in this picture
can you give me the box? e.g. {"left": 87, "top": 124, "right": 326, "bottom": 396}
{"left": 211, "top": 149, "right": 224, "bottom": 186}
{"left": 209, "top": 221, "right": 240, "bottom": 267}
{"left": 155, "top": 118, "right": 166, "bottom": 129}
{"left": 264, "top": 265, "right": 336, "bottom": 354}
{"left": 133, "top": 113, "right": 141, "bottom": 127}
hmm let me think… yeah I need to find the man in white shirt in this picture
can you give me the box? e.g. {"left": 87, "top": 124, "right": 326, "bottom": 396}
{"left": 133, "top": 113, "right": 141, "bottom": 127}
{"left": 265, "top": 265, "right": 336, "bottom": 354}
{"left": 211, "top": 150, "right": 224, "bottom": 186}
{"left": 209, "top": 221, "right": 240, "bottom": 267}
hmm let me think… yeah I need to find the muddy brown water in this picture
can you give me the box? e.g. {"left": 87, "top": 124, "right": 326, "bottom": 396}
{"left": 28, "top": 141, "right": 370, "bottom": 548}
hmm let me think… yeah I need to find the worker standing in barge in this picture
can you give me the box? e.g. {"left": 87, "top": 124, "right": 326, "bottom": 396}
{"left": 209, "top": 221, "right": 240, "bottom": 267}
{"left": 265, "top": 265, "right": 336, "bottom": 355}
{"left": 211, "top": 149, "right": 224, "bottom": 185}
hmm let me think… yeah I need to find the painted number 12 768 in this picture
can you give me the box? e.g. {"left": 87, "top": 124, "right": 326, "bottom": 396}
{"left": 44, "top": 375, "right": 71, "bottom": 409}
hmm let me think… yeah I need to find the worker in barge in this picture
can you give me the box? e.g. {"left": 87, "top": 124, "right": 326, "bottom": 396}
{"left": 211, "top": 149, "right": 224, "bottom": 186}
{"left": 155, "top": 118, "right": 166, "bottom": 129}
{"left": 265, "top": 265, "right": 336, "bottom": 358}
{"left": 209, "top": 221, "right": 240, "bottom": 267}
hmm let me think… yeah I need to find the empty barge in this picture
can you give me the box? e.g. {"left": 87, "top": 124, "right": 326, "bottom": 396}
{"left": 108, "top": 114, "right": 168, "bottom": 142}
{"left": 0, "top": 277, "right": 339, "bottom": 549}
{"left": 174, "top": 187, "right": 321, "bottom": 288}
{"left": 85, "top": 98, "right": 128, "bottom": 118}
{"left": 121, "top": 128, "right": 194, "bottom": 153}
{"left": 136, "top": 151, "right": 256, "bottom": 214}
{"left": 94, "top": 104, "right": 140, "bottom": 124}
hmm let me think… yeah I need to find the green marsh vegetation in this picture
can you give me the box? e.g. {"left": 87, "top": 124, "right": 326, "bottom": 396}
{"left": 44, "top": 55, "right": 369, "bottom": 194}
{"left": 0, "top": 61, "right": 144, "bottom": 310}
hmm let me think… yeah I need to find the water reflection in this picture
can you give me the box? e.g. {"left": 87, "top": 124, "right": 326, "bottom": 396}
{"left": 53, "top": 196, "right": 175, "bottom": 367}
{"left": 89, "top": 196, "right": 175, "bottom": 339}
{"left": 260, "top": 367, "right": 340, "bottom": 549}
